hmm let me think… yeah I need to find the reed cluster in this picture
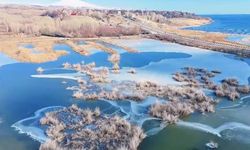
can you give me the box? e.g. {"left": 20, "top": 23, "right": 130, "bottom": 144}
{"left": 40, "top": 105, "right": 145, "bottom": 150}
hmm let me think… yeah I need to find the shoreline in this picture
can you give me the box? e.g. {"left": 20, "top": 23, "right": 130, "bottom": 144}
{"left": 0, "top": 35, "right": 142, "bottom": 63}
{"left": 1, "top": 9, "right": 250, "bottom": 63}
{"left": 1, "top": 30, "right": 250, "bottom": 65}
{"left": 148, "top": 34, "right": 250, "bottom": 57}
{"left": 1, "top": 5, "right": 250, "bottom": 63}
{"left": 179, "top": 17, "right": 213, "bottom": 29}
{"left": 1, "top": 17, "right": 250, "bottom": 63}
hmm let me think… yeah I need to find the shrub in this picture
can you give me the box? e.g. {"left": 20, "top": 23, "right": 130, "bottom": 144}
{"left": 39, "top": 105, "right": 145, "bottom": 150}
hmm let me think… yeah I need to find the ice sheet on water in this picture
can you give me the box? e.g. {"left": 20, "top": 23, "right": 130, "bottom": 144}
{"left": 108, "top": 39, "right": 250, "bottom": 84}
{"left": 33, "top": 38, "right": 250, "bottom": 85}
{"left": 12, "top": 106, "right": 64, "bottom": 143}
{"left": 17, "top": 39, "right": 250, "bottom": 145}
{"left": 12, "top": 97, "right": 165, "bottom": 143}
{"left": 13, "top": 96, "right": 250, "bottom": 145}
{"left": 178, "top": 121, "right": 250, "bottom": 144}
{"left": 31, "top": 72, "right": 83, "bottom": 80}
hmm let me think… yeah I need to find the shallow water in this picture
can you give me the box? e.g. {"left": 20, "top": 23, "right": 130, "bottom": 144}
{"left": 1, "top": 39, "right": 250, "bottom": 150}
{"left": 0, "top": 52, "right": 16, "bottom": 67}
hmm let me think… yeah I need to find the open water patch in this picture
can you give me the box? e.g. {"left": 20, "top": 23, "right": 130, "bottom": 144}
{"left": 0, "top": 52, "right": 17, "bottom": 67}
{"left": 178, "top": 121, "right": 250, "bottom": 144}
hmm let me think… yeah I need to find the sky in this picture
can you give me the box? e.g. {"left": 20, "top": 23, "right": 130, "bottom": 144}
{"left": 0, "top": 0, "right": 250, "bottom": 14}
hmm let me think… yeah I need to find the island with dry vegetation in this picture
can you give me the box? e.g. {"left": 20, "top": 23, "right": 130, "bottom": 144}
{"left": 39, "top": 105, "right": 145, "bottom": 150}
{"left": 63, "top": 62, "right": 250, "bottom": 122}
{"left": 3, "top": 4, "right": 250, "bottom": 150}
{"left": 35, "top": 61, "right": 250, "bottom": 149}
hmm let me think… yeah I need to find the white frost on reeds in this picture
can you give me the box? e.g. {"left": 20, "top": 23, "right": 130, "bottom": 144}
{"left": 39, "top": 105, "right": 145, "bottom": 150}
{"left": 109, "top": 53, "right": 121, "bottom": 73}
{"left": 62, "top": 62, "right": 72, "bottom": 69}
{"left": 172, "top": 67, "right": 250, "bottom": 101}
{"left": 150, "top": 101, "right": 193, "bottom": 123}
{"left": 72, "top": 90, "right": 84, "bottom": 99}
{"left": 36, "top": 67, "right": 44, "bottom": 74}
{"left": 62, "top": 62, "right": 110, "bottom": 83}
{"left": 46, "top": 64, "right": 250, "bottom": 124}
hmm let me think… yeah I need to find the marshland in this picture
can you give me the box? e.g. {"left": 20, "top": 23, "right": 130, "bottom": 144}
{"left": 1, "top": 2, "right": 250, "bottom": 150}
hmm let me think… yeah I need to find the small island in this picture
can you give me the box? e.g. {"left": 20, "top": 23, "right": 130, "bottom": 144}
{"left": 1, "top": 1, "right": 250, "bottom": 150}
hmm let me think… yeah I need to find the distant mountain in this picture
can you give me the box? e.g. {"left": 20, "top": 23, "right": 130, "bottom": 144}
{"left": 51, "top": 0, "right": 104, "bottom": 9}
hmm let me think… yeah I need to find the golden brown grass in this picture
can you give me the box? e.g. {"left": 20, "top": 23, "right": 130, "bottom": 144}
{"left": 0, "top": 11, "right": 101, "bottom": 37}
{"left": 1, "top": 5, "right": 249, "bottom": 63}
{"left": 0, "top": 36, "right": 67, "bottom": 63}
{"left": 167, "top": 18, "right": 211, "bottom": 28}
{"left": 0, "top": 6, "right": 141, "bottom": 38}
{"left": 0, "top": 34, "right": 139, "bottom": 63}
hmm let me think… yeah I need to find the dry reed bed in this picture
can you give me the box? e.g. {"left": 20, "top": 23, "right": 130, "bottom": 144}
{"left": 0, "top": 37, "right": 68, "bottom": 63}
{"left": 63, "top": 62, "right": 110, "bottom": 84}
{"left": 39, "top": 105, "right": 145, "bottom": 150}
{"left": 172, "top": 67, "right": 250, "bottom": 101}
{"left": 0, "top": 6, "right": 143, "bottom": 63}
{"left": 37, "top": 64, "right": 250, "bottom": 149}
{"left": 61, "top": 63, "right": 250, "bottom": 123}
{"left": 59, "top": 39, "right": 132, "bottom": 73}
{"left": 1, "top": 5, "right": 250, "bottom": 59}
{"left": 0, "top": 7, "right": 141, "bottom": 38}
{"left": 0, "top": 35, "right": 137, "bottom": 64}
{"left": 61, "top": 62, "right": 217, "bottom": 123}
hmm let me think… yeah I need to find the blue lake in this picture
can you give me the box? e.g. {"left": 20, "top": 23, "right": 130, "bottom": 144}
{"left": 188, "top": 15, "right": 250, "bottom": 35}
{"left": 0, "top": 38, "right": 250, "bottom": 150}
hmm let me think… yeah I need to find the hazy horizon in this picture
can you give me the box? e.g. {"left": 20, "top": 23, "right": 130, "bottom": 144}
{"left": 0, "top": 0, "right": 250, "bottom": 14}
